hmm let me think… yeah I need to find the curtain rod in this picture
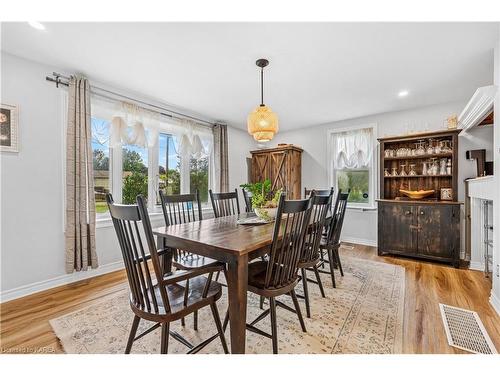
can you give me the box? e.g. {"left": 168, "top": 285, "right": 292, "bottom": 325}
{"left": 45, "top": 72, "right": 215, "bottom": 128}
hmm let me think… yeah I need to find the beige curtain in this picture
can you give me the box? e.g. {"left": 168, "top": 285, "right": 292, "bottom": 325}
{"left": 213, "top": 122, "right": 229, "bottom": 192}
{"left": 65, "top": 76, "right": 98, "bottom": 273}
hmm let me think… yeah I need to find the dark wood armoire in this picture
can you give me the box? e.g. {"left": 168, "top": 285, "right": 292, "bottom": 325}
{"left": 249, "top": 145, "right": 302, "bottom": 199}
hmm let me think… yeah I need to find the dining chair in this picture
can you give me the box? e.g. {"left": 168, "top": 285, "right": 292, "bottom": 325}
{"left": 304, "top": 187, "right": 334, "bottom": 198}
{"left": 106, "top": 194, "right": 228, "bottom": 354}
{"left": 242, "top": 188, "right": 253, "bottom": 213}
{"left": 318, "top": 190, "right": 349, "bottom": 288}
{"left": 223, "top": 193, "right": 313, "bottom": 354}
{"left": 297, "top": 191, "right": 333, "bottom": 318}
{"left": 159, "top": 189, "right": 224, "bottom": 329}
{"left": 209, "top": 189, "right": 241, "bottom": 218}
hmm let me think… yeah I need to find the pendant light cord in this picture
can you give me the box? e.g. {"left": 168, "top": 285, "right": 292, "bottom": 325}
{"left": 260, "top": 67, "right": 264, "bottom": 106}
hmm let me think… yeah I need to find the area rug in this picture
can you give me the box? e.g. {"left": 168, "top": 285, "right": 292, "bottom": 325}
{"left": 50, "top": 255, "right": 405, "bottom": 354}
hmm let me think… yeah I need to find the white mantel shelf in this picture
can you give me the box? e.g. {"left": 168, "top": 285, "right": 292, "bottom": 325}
{"left": 467, "top": 175, "right": 496, "bottom": 200}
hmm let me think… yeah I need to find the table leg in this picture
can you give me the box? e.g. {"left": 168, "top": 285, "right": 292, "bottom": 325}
{"left": 156, "top": 236, "right": 172, "bottom": 274}
{"left": 225, "top": 254, "right": 248, "bottom": 354}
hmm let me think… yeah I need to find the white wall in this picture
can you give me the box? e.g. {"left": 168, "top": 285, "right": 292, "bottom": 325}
{"left": 268, "top": 100, "right": 494, "bottom": 247}
{"left": 0, "top": 52, "right": 251, "bottom": 301}
{"left": 491, "top": 26, "right": 500, "bottom": 315}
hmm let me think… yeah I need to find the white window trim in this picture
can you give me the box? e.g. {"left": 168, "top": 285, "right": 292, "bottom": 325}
{"left": 93, "top": 129, "right": 214, "bottom": 223}
{"left": 326, "top": 123, "right": 378, "bottom": 210}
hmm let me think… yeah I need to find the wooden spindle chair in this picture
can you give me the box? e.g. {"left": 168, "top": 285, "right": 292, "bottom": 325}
{"left": 304, "top": 187, "right": 334, "bottom": 198}
{"left": 106, "top": 194, "right": 228, "bottom": 354}
{"left": 159, "top": 189, "right": 224, "bottom": 330}
{"left": 223, "top": 193, "right": 313, "bottom": 354}
{"left": 242, "top": 188, "right": 253, "bottom": 213}
{"left": 209, "top": 189, "right": 240, "bottom": 218}
{"left": 296, "top": 191, "right": 333, "bottom": 318}
{"left": 318, "top": 190, "right": 349, "bottom": 288}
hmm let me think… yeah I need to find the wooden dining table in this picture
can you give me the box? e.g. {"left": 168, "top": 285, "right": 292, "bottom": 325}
{"left": 154, "top": 212, "right": 277, "bottom": 354}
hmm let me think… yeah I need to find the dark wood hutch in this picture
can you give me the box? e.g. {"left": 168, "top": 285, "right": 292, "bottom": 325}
{"left": 377, "top": 129, "right": 462, "bottom": 267}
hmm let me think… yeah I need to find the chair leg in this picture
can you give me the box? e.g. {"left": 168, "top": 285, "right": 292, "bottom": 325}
{"left": 215, "top": 270, "right": 221, "bottom": 281}
{"left": 290, "top": 290, "right": 306, "bottom": 332}
{"left": 313, "top": 266, "right": 326, "bottom": 298}
{"left": 320, "top": 249, "right": 325, "bottom": 269}
{"left": 160, "top": 322, "right": 170, "bottom": 354}
{"left": 259, "top": 296, "right": 265, "bottom": 309}
{"left": 210, "top": 303, "right": 229, "bottom": 354}
{"left": 334, "top": 247, "right": 344, "bottom": 276}
{"left": 301, "top": 268, "right": 311, "bottom": 318}
{"left": 181, "top": 317, "right": 186, "bottom": 326}
{"left": 125, "top": 315, "right": 140, "bottom": 354}
{"left": 327, "top": 248, "right": 336, "bottom": 288}
{"left": 269, "top": 297, "right": 278, "bottom": 354}
{"left": 193, "top": 310, "right": 198, "bottom": 331}
{"left": 222, "top": 309, "right": 229, "bottom": 332}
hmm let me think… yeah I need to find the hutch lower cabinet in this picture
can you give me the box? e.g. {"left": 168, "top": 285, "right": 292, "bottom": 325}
{"left": 250, "top": 145, "right": 302, "bottom": 199}
{"left": 377, "top": 200, "right": 461, "bottom": 267}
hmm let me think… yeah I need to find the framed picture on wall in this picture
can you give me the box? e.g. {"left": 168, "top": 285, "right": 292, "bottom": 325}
{"left": 0, "top": 103, "right": 19, "bottom": 152}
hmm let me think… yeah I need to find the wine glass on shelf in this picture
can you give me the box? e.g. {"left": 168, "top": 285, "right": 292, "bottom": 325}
{"left": 408, "top": 164, "right": 417, "bottom": 176}
{"left": 399, "top": 163, "right": 407, "bottom": 176}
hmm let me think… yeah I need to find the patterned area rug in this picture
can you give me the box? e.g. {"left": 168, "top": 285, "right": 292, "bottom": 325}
{"left": 50, "top": 255, "right": 405, "bottom": 354}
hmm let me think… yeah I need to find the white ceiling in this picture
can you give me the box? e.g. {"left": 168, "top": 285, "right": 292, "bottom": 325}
{"left": 1, "top": 22, "right": 498, "bottom": 131}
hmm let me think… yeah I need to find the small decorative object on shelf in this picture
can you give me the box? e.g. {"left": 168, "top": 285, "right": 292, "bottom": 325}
{"left": 399, "top": 189, "right": 435, "bottom": 200}
{"left": 440, "top": 188, "right": 453, "bottom": 201}
{"left": 384, "top": 168, "right": 390, "bottom": 177}
{"left": 408, "top": 164, "right": 417, "bottom": 176}
{"left": 446, "top": 114, "right": 458, "bottom": 129}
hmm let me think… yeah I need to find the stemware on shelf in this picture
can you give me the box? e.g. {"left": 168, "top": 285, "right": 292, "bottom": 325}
{"left": 408, "top": 164, "right": 417, "bottom": 176}
{"left": 384, "top": 168, "right": 390, "bottom": 177}
{"left": 446, "top": 159, "right": 452, "bottom": 175}
{"left": 399, "top": 164, "right": 407, "bottom": 176}
{"left": 416, "top": 141, "right": 426, "bottom": 155}
{"left": 391, "top": 167, "right": 398, "bottom": 177}
{"left": 439, "top": 158, "right": 447, "bottom": 175}
{"left": 422, "top": 160, "right": 428, "bottom": 176}
{"left": 426, "top": 139, "right": 435, "bottom": 155}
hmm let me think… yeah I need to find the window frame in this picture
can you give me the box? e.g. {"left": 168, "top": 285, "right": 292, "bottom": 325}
{"left": 89, "top": 112, "right": 214, "bottom": 220}
{"left": 327, "top": 123, "right": 378, "bottom": 210}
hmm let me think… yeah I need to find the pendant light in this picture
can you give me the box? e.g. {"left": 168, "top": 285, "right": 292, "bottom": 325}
{"left": 247, "top": 58, "right": 279, "bottom": 142}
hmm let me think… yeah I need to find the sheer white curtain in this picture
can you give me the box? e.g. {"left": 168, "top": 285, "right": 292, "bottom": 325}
{"left": 333, "top": 128, "right": 373, "bottom": 169}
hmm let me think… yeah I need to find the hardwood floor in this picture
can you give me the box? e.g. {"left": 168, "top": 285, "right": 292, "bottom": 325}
{"left": 1, "top": 243, "right": 499, "bottom": 354}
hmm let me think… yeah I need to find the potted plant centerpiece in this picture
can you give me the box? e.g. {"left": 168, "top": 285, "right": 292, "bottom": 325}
{"left": 240, "top": 179, "right": 282, "bottom": 222}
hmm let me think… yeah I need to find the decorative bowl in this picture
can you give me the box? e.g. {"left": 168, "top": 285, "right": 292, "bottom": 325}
{"left": 254, "top": 207, "right": 278, "bottom": 222}
{"left": 399, "top": 189, "right": 435, "bottom": 200}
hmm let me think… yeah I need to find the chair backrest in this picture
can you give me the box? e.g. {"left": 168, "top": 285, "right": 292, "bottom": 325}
{"left": 304, "top": 187, "right": 334, "bottom": 198}
{"left": 264, "top": 193, "right": 313, "bottom": 289}
{"left": 300, "top": 192, "right": 333, "bottom": 263}
{"left": 242, "top": 188, "right": 253, "bottom": 213}
{"left": 209, "top": 189, "right": 240, "bottom": 218}
{"left": 325, "top": 190, "right": 350, "bottom": 247}
{"left": 107, "top": 194, "right": 171, "bottom": 314}
{"left": 159, "top": 189, "right": 202, "bottom": 225}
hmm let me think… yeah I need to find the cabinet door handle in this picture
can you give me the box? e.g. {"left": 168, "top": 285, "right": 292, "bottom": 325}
{"left": 420, "top": 211, "right": 424, "bottom": 215}
{"left": 405, "top": 210, "right": 411, "bottom": 215}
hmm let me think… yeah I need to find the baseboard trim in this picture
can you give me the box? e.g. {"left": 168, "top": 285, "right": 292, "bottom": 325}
{"left": 341, "top": 236, "right": 377, "bottom": 248}
{"left": 469, "top": 261, "right": 485, "bottom": 271}
{"left": 0, "top": 260, "right": 125, "bottom": 303}
{"left": 490, "top": 292, "right": 500, "bottom": 317}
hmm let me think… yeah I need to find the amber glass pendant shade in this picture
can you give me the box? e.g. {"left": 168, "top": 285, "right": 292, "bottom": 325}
{"left": 247, "top": 104, "right": 279, "bottom": 142}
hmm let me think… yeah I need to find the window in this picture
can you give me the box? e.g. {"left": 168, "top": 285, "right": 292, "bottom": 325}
{"left": 122, "top": 144, "right": 149, "bottom": 204}
{"left": 328, "top": 124, "right": 377, "bottom": 209}
{"left": 91, "top": 118, "right": 111, "bottom": 214}
{"left": 158, "top": 133, "right": 180, "bottom": 200}
{"left": 90, "top": 100, "right": 213, "bottom": 218}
